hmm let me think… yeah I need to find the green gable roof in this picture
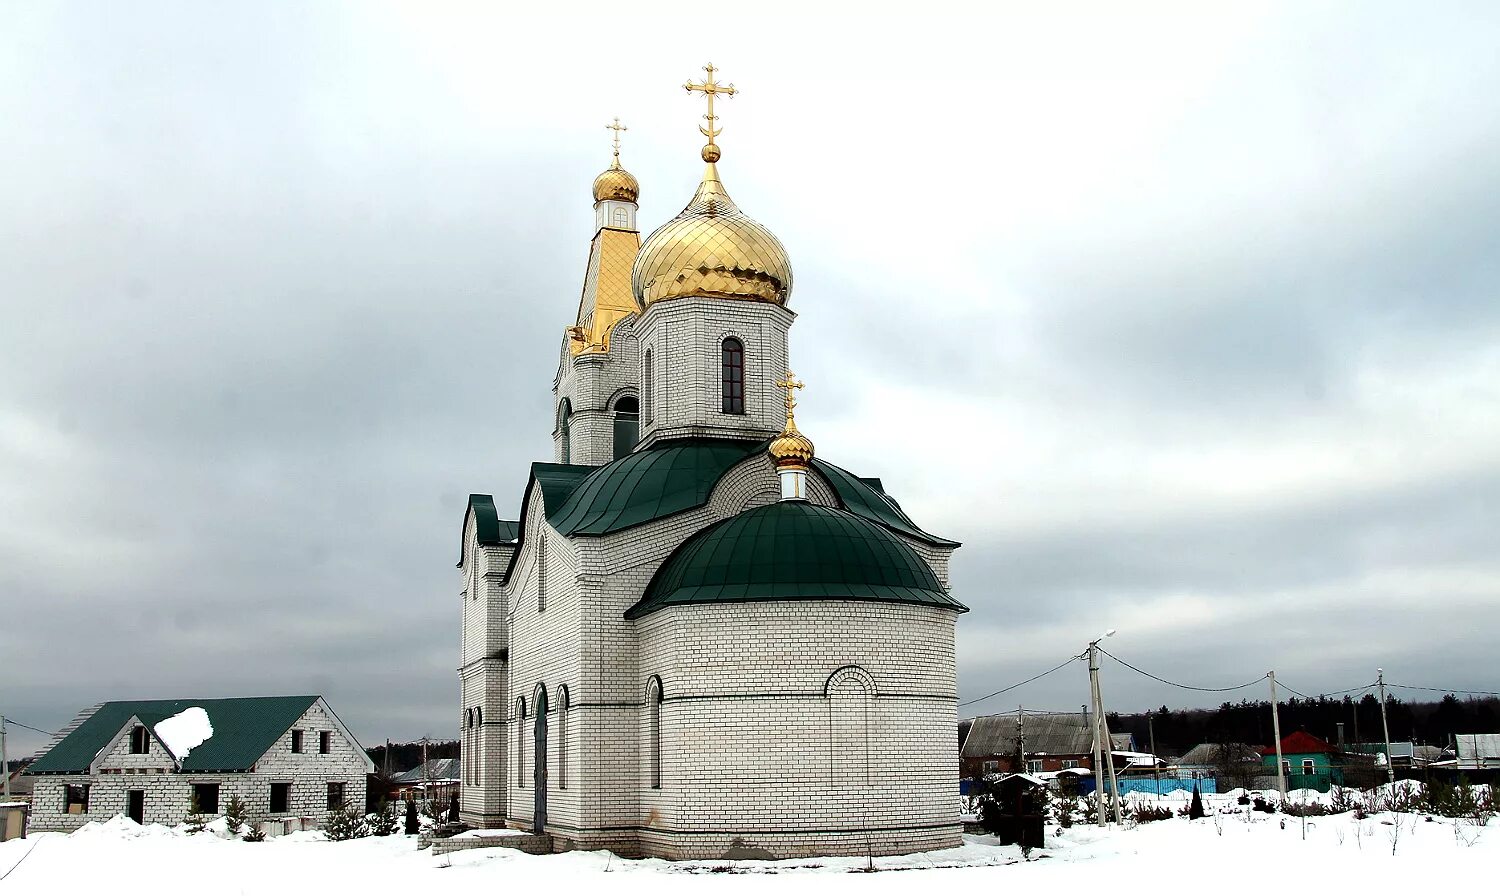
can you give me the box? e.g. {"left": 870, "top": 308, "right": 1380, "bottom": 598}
{"left": 28, "top": 696, "right": 319, "bottom": 774}
{"left": 626, "top": 501, "right": 969, "bottom": 619}
{"left": 813, "top": 458, "right": 959, "bottom": 548}
{"left": 546, "top": 439, "right": 760, "bottom": 536}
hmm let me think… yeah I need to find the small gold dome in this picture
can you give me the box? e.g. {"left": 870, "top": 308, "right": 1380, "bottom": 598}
{"left": 631, "top": 162, "right": 792, "bottom": 307}
{"left": 592, "top": 161, "right": 640, "bottom": 204}
{"left": 769, "top": 417, "right": 815, "bottom": 469}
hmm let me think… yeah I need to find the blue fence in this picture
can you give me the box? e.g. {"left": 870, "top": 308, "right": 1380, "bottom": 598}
{"left": 1114, "top": 777, "right": 1217, "bottom": 796}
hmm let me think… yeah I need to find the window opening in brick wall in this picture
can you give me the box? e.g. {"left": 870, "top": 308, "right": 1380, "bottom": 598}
{"left": 130, "top": 724, "right": 149, "bottom": 754}
{"left": 291, "top": 729, "right": 303, "bottom": 753}
{"left": 1026, "top": 759, "right": 1044, "bottom": 775}
{"left": 646, "top": 676, "right": 663, "bottom": 789}
{"left": 612, "top": 395, "right": 639, "bottom": 460}
{"left": 557, "top": 399, "right": 572, "bottom": 465}
{"left": 644, "top": 349, "right": 654, "bottom": 424}
{"left": 327, "top": 781, "right": 345, "bottom": 810}
{"left": 269, "top": 782, "right": 290, "bottom": 814}
{"left": 721, "top": 337, "right": 745, "bottom": 414}
{"left": 558, "top": 685, "right": 570, "bottom": 790}
{"left": 516, "top": 698, "right": 527, "bottom": 788}
{"left": 320, "top": 730, "right": 331, "bottom": 754}
{"left": 65, "top": 783, "right": 89, "bottom": 814}
{"left": 192, "top": 782, "right": 220, "bottom": 815}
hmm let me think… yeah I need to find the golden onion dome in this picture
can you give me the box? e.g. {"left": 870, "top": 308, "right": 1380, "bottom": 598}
{"left": 592, "top": 159, "right": 640, "bottom": 204}
{"left": 631, "top": 160, "right": 792, "bottom": 307}
{"left": 768, "top": 416, "right": 815, "bottom": 469}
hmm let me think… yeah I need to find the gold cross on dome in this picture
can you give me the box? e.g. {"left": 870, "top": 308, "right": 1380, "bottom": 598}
{"left": 775, "top": 371, "right": 804, "bottom": 417}
{"left": 606, "top": 117, "right": 627, "bottom": 160}
{"left": 684, "top": 63, "right": 736, "bottom": 142}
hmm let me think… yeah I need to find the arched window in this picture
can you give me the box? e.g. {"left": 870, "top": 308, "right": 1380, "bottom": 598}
{"left": 646, "top": 676, "right": 664, "bottom": 789}
{"left": 612, "top": 395, "right": 639, "bottom": 460}
{"left": 612, "top": 207, "right": 629, "bottom": 227}
{"left": 557, "top": 685, "right": 570, "bottom": 790}
{"left": 557, "top": 399, "right": 572, "bottom": 464}
{"left": 721, "top": 337, "right": 745, "bottom": 414}
{"left": 516, "top": 697, "right": 527, "bottom": 788}
{"left": 643, "top": 349, "right": 654, "bottom": 425}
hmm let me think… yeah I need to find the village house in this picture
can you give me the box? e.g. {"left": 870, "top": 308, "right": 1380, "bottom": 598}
{"left": 26, "top": 696, "right": 373, "bottom": 833}
{"left": 960, "top": 713, "right": 1134, "bottom": 778}
{"left": 1261, "top": 731, "right": 1346, "bottom": 792}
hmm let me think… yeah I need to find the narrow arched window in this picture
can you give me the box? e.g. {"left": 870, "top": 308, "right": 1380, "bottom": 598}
{"left": 643, "top": 349, "right": 654, "bottom": 425}
{"left": 646, "top": 677, "right": 663, "bottom": 789}
{"left": 557, "top": 399, "right": 572, "bottom": 464}
{"left": 558, "top": 685, "right": 570, "bottom": 790}
{"left": 518, "top": 699, "right": 527, "bottom": 788}
{"left": 612, "top": 395, "right": 639, "bottom": 460}
{"left": 721, "top": 337, "right": 745, "bottom": 414}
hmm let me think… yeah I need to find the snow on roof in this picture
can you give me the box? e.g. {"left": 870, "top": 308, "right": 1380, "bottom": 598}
{"left": 154, "top": 707, "right": 213, "bottom": 760}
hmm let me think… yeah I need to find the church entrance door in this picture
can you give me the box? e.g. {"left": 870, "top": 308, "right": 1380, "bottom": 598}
{"left": 533, "top": 689, "right": 548, "bottom": 833}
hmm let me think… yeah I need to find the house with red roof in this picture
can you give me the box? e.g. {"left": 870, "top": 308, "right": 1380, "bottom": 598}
{"left": 1261, "top": 731, "right": 1345, "bottom": 792}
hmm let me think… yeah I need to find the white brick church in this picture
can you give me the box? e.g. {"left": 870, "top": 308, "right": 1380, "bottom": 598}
{"left": 456, "top": 66, "right": 967, "bottom": 860}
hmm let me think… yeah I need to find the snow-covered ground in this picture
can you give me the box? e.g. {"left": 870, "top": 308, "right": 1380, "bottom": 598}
{"left": 3, "top": 794, "right": 1494, "bottom": 894}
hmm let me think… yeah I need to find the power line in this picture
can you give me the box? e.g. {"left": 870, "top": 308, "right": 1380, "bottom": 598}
{"left": 1387, "top": 683, "right": 1500, "bottom": 697}
{"left": 2, "top": 719, "right": 56, "bottom": 737}
{"left": 958, "top": 654, "right": 1084, "bottom": 708}
{"left": 1098, "top": 648, "right": 1268, "bottom": 693}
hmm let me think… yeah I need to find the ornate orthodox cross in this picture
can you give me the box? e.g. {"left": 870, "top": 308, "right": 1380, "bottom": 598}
{"left": 606, "top": 117, "right": 627, "bottom": 161}
{"left": 684, "top": 63, "right": 736, "bottom": 143}
{"left": 775, "top": 371, "right": 804, "bottom": 417}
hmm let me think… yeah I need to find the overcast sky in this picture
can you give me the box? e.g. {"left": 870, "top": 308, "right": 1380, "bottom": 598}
{"left": 3, "top": 2, "right": 1499, "bottom": 759}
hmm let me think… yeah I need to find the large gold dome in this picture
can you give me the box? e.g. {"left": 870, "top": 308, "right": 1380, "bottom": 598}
{"left": 632, "top": 162, "right": 792, "bottom": 306}
{"left": 592, "top": 161, "right": 640, "bottom": 203}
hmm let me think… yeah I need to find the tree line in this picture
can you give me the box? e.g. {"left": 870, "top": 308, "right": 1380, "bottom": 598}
{"left": 1109, "top": 694, "right": 1500, "bottom": 756}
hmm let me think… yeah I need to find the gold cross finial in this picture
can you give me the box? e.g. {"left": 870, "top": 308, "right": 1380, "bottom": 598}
{"left": 775, "top": 370, "right": 804, "bottom": 419}
{"left": 606, "top": 117, "right": 627, "bottom": 166}
{"left": 684, "top": 63, "right": 736, "bottom": 161}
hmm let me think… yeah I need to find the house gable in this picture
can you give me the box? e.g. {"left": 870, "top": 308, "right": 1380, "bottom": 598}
{"left": 91, "top": 716, "right": 177, "bottom": 774}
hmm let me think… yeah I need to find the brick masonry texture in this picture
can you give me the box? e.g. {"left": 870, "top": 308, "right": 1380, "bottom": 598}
{"left": 460, "top": 294, "right": 962, "bottom": 858}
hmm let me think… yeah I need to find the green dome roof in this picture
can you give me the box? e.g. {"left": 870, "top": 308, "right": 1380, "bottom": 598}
{"left": 625, "top": 501, "right": 968, "bottom": 619}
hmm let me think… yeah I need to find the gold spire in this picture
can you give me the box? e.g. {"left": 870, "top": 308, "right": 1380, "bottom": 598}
{"left": 592, "top": 116, "right": 639, "bottom": 203}
{"left": 769, "top": 371, "right": 814, "bottom": 469}
{"left": 684, "top": 62, "right": 736, "bottom": 163}
{"left": 606, "top": 116, "right": 628, "bottom": 169}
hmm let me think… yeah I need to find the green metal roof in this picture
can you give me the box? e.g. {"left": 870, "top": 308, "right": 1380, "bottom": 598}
{"left": 546, "top": 439, "right": 760, "bottom": 536}
{"left": 467, "top": 494, "right": 518, "bottom": 545}
{"left": 28, "top": 696, "right": 319, "bottom": 774}
{"left": 460, "top": 495, "right": 520, "bottom": 565}
{"left": 626, "top": 501, "right": 968, "bottom": 619}
{"left": 812, "top": 459, "right": 959, "bottom": 548}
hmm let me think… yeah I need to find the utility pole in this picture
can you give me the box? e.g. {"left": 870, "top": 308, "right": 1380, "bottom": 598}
{"left": 1268, "top": 671, "right": 1286, "bottom": 799}
{"left": 1, "top": 715, "right": 10, "bottom": 800}
{"left": 1377, "top": 668, "right": 1394, "bottom": 783}
{"left": 1088, "top": 644, "right": 1105, "bottom": 824}
{"left": 1149, "top": 713, "right": 1160, "bottom": 796}
{"left": 1017, "top": 706, "right": 1026, "bottom": 775}
{"left": 1087, "top": 632, "right": 1122, "bottom": 825}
